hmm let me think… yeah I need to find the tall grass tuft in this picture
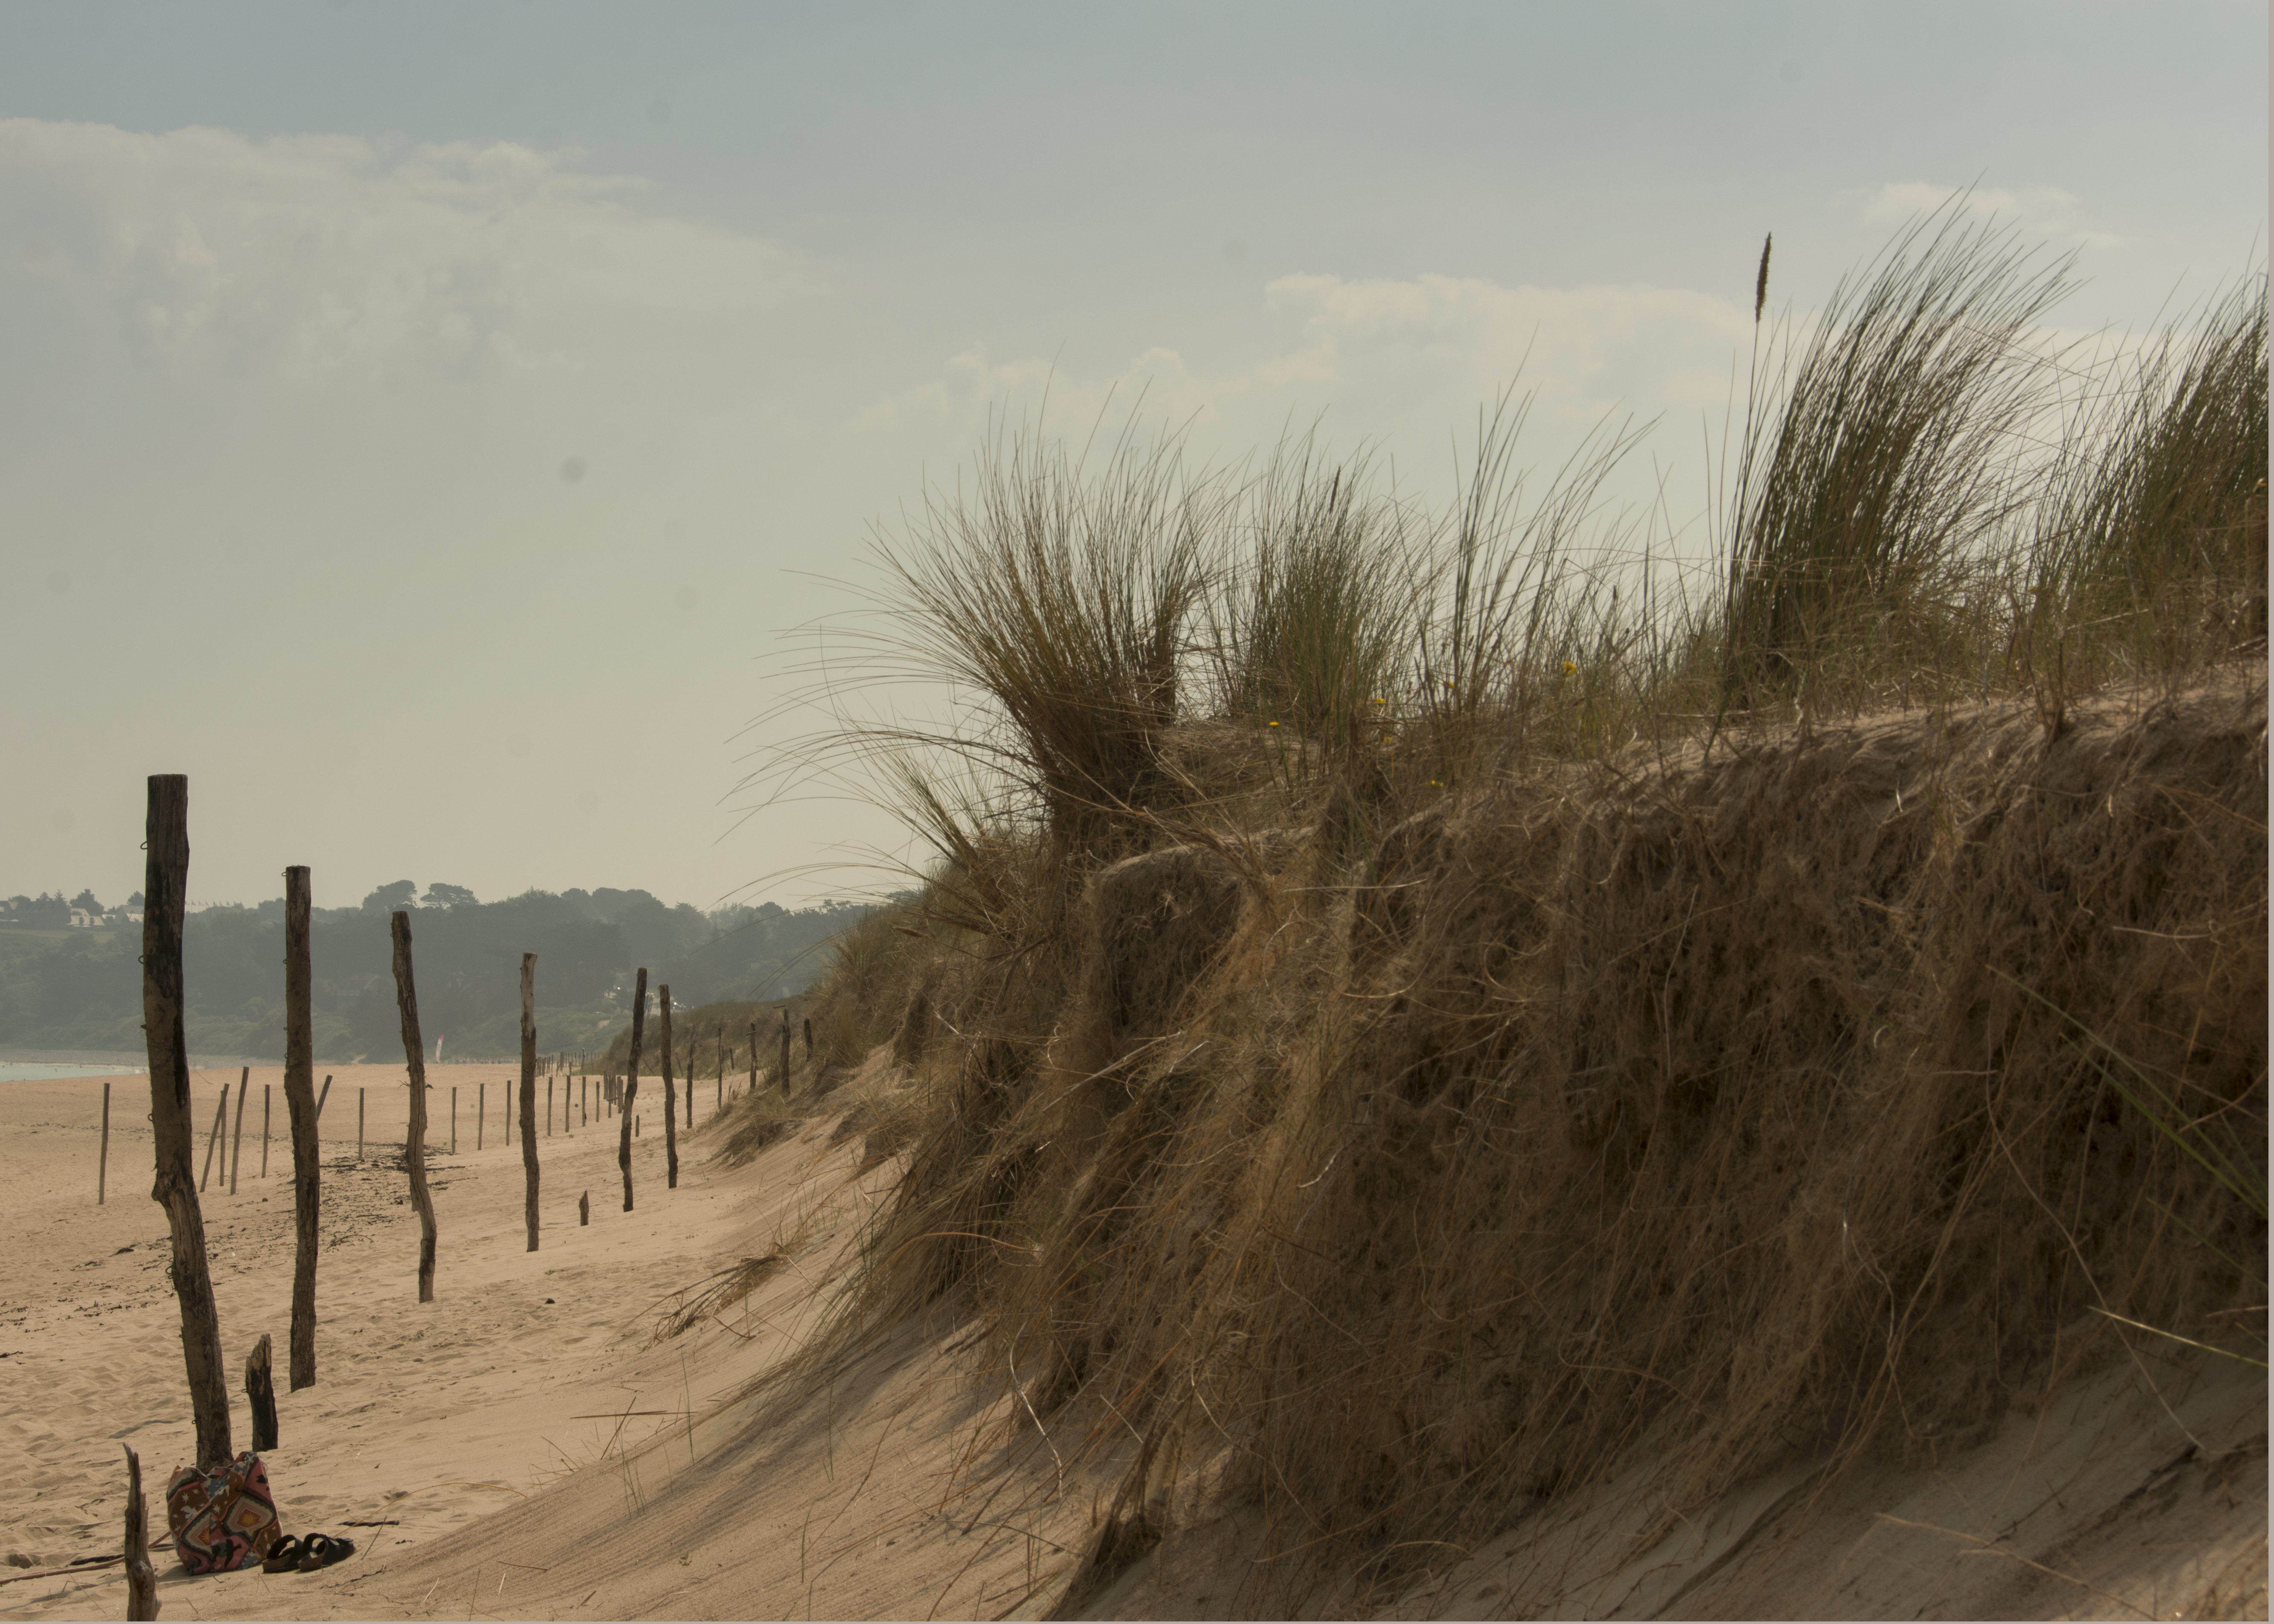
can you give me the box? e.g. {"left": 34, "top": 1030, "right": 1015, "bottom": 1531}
{"left": 1717, "top": 198, "right": 2077, "bottom": 707}
{"left": 869, "top": 417, "right": 1224, "bottom": 852}
{"left": 1200, "top": 433, "right": 1422, "bottom": 792}
{"left": 2030, "top": 273, "right": 2270, "bottom": 677}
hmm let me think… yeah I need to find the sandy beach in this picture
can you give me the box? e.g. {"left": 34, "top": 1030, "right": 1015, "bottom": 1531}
{"left": 1, "top": 1061, "right": 2263, "bottom": 1620}
{"left": 0, "top": 1063, "right": 1051, "bottom": 1620}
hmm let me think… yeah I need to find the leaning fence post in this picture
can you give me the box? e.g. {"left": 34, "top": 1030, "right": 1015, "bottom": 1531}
{"left": 659, "top": 984, "right": 679, "bottom": 1190}
{"left": 284, "top": 866, "right": 321, "bottom": 1391}
{"left": 619, "top": 970, "right": 647, "bottom": 1212}
{"left": 201, "top": 1083, "right": 229, "bottom": 1191}
{"left": 390, "top": 911, "right": 440, "bottom": 1302}
{"left": 519, "top": 953, "right": 541, "bottom": 1253}
{"left": 141, "top": 773, "right": 232, "bottom": 1467}
{"left": 229, "top": 1066, "right": 248, "bottom": 1195}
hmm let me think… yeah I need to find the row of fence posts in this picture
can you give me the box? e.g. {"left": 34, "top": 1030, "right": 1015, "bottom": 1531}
{"left": 111, "top": 771, "right": 806, "bottom": 1619}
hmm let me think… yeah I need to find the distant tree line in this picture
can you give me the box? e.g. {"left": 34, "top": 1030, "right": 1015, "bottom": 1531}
{"left": 0, "top": 880, "right": 878, "bottom": 1061}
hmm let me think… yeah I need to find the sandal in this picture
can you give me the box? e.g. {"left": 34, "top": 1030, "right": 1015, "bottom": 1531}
{"left": 296, "top": 1533, "right": 356, "bottom": 1572}
{"left": 259, "top": 1535, "right": 307, "bottom": 1573}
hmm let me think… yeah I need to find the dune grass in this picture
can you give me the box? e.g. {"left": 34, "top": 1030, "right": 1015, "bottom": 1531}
{"left": 730, "top": 200, "right": 2267, "bottom": 1613}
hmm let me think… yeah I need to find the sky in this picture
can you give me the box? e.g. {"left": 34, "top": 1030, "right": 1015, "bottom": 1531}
{"left": 2, "top": 1, "right": 2265, "bottom": 913}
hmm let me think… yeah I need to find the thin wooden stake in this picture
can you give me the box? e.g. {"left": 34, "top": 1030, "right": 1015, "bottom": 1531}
{"left": 98, "top": 1082, "right": 111, "bottom": 1204}
{"left": 260, "top": 1083, "right": 271, "bottom": 1179}
{"left": 358, "top": 1088, "right": 365, "bottom": 1161}
{"left": 519, "top": 953, "right": 540, "bottom": 1253}
{"left": 579, "top": 1190, "right": 590, "bottom": 1227}
{"left": 228, "top": 1066, "right": 248, "bottom": 1195}
{"left": 284, "top": 866, "right": 320, "bottom": 1391}
{"left": 389, "top": 911, "right": 439, "bottom": 1301}
{"left": 451, "top": 1086, "right": 458, "bottom": 1155}
{"left": 122, "top": 1446, "right": 155, "bottom": 1622}
{"left": 200, "top": 1084, "right": 228, "bottom": 1191}
{"left": 749, "top": 1020, "right": 758, "bottom": 1100}
{"left": 619, "top": 970, "right": 646, "bottom": 1212}
{"left": 141, "top": 774, "right": 232, "bottom": 1467}
{"left": 478, "top": 1082, "right": 485, "bottom": 1151}
{"left": 659, "top": 984, "right": 679, "bottom": 1190}
{"left": 245, "top": 1333, "right": 278, "bottom": 1451}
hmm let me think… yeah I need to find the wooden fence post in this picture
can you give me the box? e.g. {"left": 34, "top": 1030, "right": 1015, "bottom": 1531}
{"left": 579, "top": 1190, "right": 590, "bottom": 1226}
{"left": 358, "top": 1089, "right": 365, "bottom": 1161}
{"left": 451, "top": 1087, "right": 458, "bottom": 1154}
{"left": 749, "top": 1021, "right": 758, "bottom": 1099}
{"left": 659, "top": 985, "right": 679, "bottom": 1190}
{"left": 779, "top": 1012, "right": 791, "bottom": 1097}
{"left": 260, "top": 1084, "right": 271, "bottom": 1180}
{"left": 245, "top": 1333, "right": 278, "bottom": 1451}
{"left": 141, "top": 774, "right": 232, "bottom": 1467}
{"left": 284, "top": 866, "right": 320, "bottom": 1391}
{"left": 478, "top": 1082, "right": 485, "bottom": 1151}
{"left": 201, "top": 1084, "right": 228, "bottom": 1191}
{"left": 229, "top": 1066, "right": 248, "bottom": 1195}
{"left": 123, "top": 1446, "right": 155, "bottom": 1622}
{"left": 389, "top": 911, "right": 439, "bottom": 1302}
{"left": 98, "top": 1082, "right": 111, "bottom": 1204}
{"left": 519, "top": 953, "right": 541, "bottom": 1253}
{"left": 619, "top": 970, "right": 646, "bottom": 1212}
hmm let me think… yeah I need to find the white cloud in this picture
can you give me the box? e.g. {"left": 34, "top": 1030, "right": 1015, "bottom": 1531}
{"left": 1853, "top": 180, "right": 2127, "bottom": 251}
{"left": 0, "top": 118, "right": 796, "bottom": 380}
{"left": 854, "top": 272, "right": 1757, "bottom": 513}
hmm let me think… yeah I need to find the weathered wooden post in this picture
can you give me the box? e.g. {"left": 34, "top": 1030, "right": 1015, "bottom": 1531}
{"left": 477, "top": 1081, "right": 485, "bottom": 1151}
{"left": 451, "top": 1086, "right": 458, "bottom": 1154}
{"left": 803, "top": 1016, "right": 813, "bottom": 1059}
{"left": 717, "top": 1041, "right": 724, "bottom": 1113}
{"left": 659, "top": 984, "right": 679, "bottom": 1190}
{"left": 200, "top": 1083, "right": 229, "bottom": 1191}
{"left": 547, "top": 1075, "right": 554, "bottom": 1136}
{"left": 260, "top": 1083, "right": 271, "bottom": 1179}
{"left": 283, "top": 865, "right": 320, "bottom": 1391}
{"left": 228, "top": 1066, "right": 248, "bottom": 1195}
{"left": 98, "top": 1082, "right": 111, "bottom": 1204}
{"left": 245, "top": 1333, "right": 278, "bottom": 1451}
{"left": 389, "top": 911, "right": 440, "bottom": 1302}
{"left": 358, "top": 1088, "right": 366, "bottom": 1161}
{"left": 122, "top": 1446, "right": 155, "bottom": 1622}
{"left": 619, "top": 970, "right": 646, "bottom": 1212}
{"left": 749, "top": 1020, "right": 758, "bottom": 1100}
{"left": 779, "top": 1012, "right": 791, "bottom": 1096}
{"left": 141, "top": 774, "right": 232, "bottom": 1467}
{"left": 579, "top": 1190, "right": 590, "bottom": 1226}
{"left": 519, "top": 953, "right": 540, "bottom": 1253}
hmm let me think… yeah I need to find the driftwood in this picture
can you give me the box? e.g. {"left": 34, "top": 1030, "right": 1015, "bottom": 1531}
{"left": 245, "top": 1333, "right": 278, "bottom": 1451}
{"left": 390, "top": 912, "right": 439, "bottom": 1302}
{"left": 141, "top": 776, "right": 232, "bottom": 1469}
{"left": 122, "top": 1445, "right": 155, "bottom": 1621}
{"left": 659, "top": 985, "right": 679, "bottom": 1190}
{"left": 519, "top": 953, "right": 540, "bottom": 1252}
{"left": 619, "top": 970, "right": 647, "bottom": 1212}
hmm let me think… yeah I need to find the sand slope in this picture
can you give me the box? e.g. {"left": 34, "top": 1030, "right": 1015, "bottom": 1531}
{"left": 2, "top": 1066, "right": 2263, "bottom": 1620}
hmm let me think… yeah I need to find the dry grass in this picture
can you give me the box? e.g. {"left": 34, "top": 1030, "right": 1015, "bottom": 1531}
{"left": 728, "top": 201, "right": 2268, "bottom": 1614}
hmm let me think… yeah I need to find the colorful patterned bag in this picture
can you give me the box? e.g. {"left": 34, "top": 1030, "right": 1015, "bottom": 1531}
{"left": 164, "top": 1452, "right": 284, "bottom": 1575}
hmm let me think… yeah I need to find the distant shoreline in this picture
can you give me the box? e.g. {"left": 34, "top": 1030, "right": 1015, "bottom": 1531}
{"left": 0, "top": 1046, "right": 273, "bottom": 1069}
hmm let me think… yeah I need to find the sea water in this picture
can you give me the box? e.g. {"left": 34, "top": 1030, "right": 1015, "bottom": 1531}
{"left": 0, "top": 1061, "right": 148, "bottom": 1081}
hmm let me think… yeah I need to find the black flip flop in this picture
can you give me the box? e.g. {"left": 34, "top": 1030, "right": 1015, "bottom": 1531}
{"left": 296, "top": 1533, "right": 356, "bottom": 1572}
{"left": 260, "top": 1535, "right": 307, "bottom": 1573}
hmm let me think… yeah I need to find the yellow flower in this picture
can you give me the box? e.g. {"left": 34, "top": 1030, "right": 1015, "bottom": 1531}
{"left": 1267, "top": 721, "right": 1280, "bottom": 727}
{"left": 1561, "top": 660, "right": 1577, "bottom": 675}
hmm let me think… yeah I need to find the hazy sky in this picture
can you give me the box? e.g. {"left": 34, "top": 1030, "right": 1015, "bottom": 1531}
{"left": 3, "top": 2, "right": 2264, "bottom": 912}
